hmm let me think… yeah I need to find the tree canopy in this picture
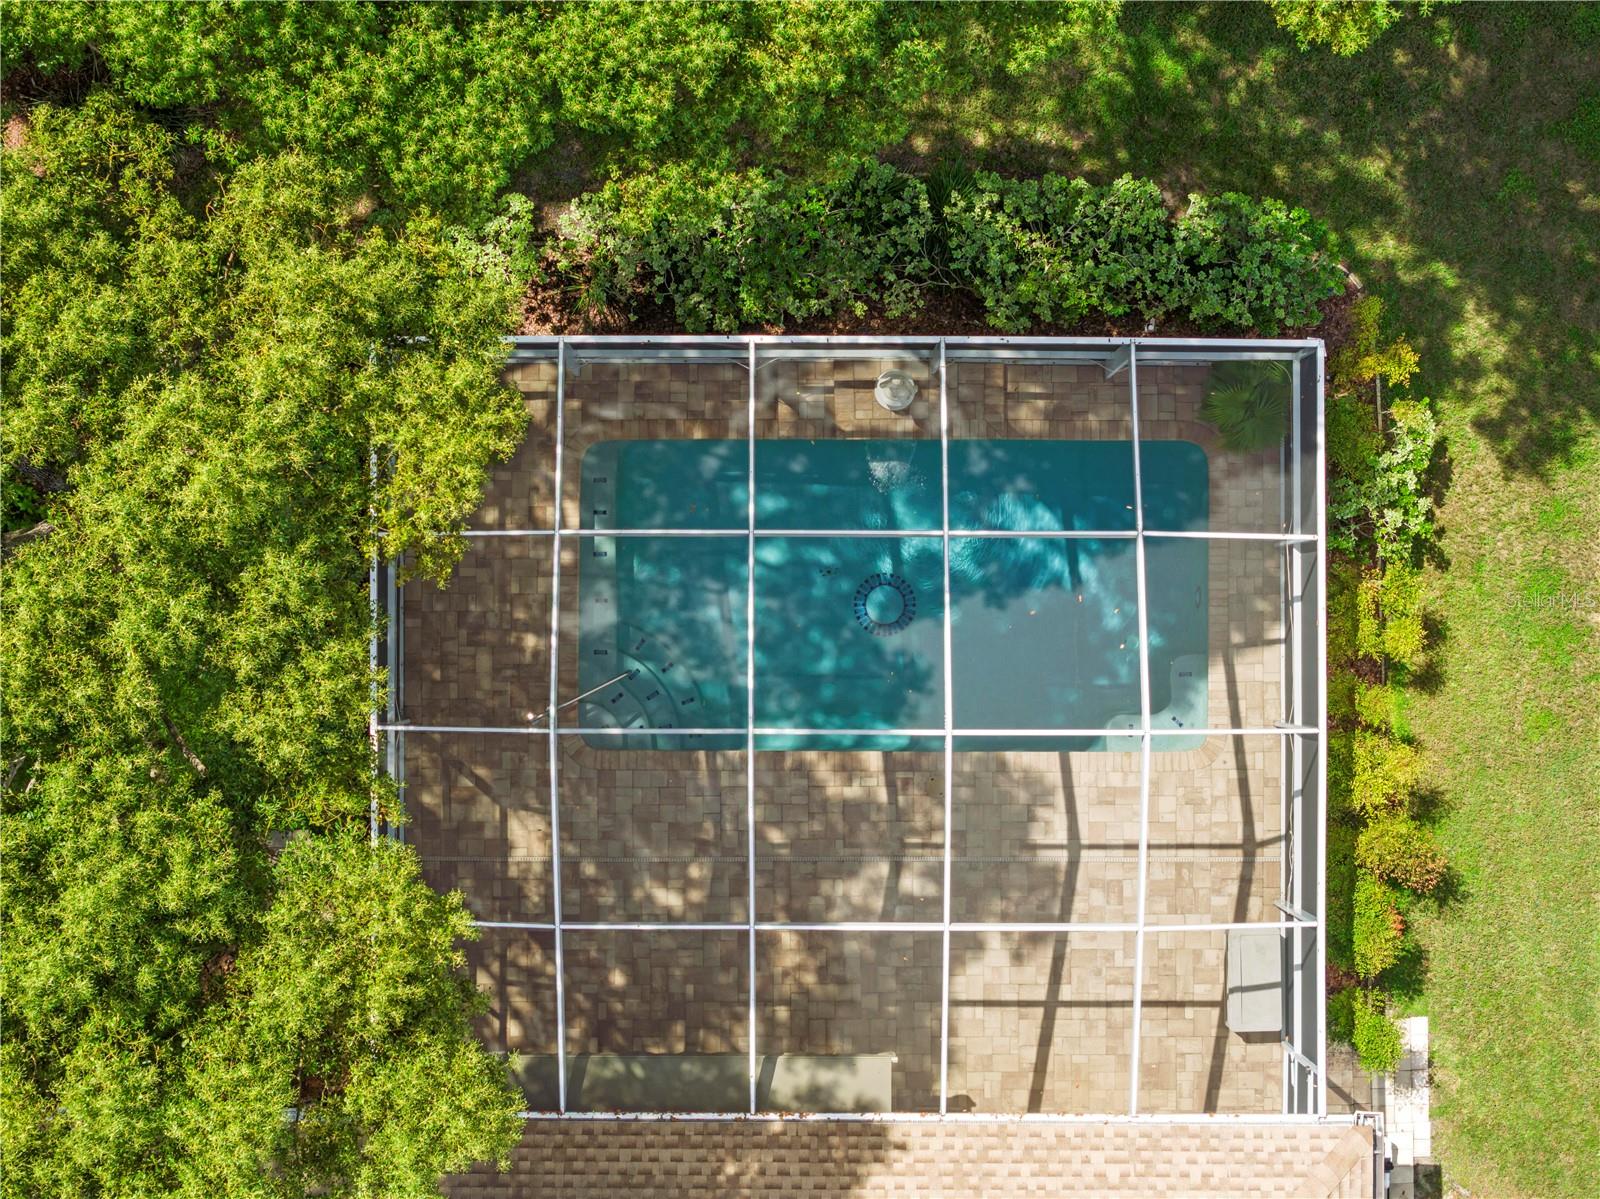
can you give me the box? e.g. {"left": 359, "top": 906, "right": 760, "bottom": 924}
{"left": 2, "top": 94, "right": 526, "bottom": 1193}
{"left": 6, "top": 1, "right": 1138, "bottom": 219}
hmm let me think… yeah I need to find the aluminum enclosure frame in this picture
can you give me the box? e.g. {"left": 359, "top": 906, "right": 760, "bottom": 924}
{"left": 373, "top": 334, "right": 1329, "bottom": 1122}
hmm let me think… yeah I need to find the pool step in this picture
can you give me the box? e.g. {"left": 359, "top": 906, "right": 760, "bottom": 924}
{"left": 1106, "top": 653, "right": 1209, "bottom": 750}
{"left": 578, "top": 622, "right": 713, "bottom": 737}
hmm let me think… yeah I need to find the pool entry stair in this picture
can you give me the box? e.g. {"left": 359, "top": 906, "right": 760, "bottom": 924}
{"left": 577, "top": 620, "right": 726, "bottom": 736}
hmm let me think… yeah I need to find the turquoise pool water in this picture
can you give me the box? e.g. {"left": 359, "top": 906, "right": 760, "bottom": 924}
{"left": 576, "top": 440, "right": 1208, "bottom": 750}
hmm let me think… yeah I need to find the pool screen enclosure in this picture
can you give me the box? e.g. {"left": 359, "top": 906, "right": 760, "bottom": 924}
{"left": 374, "top": 335, "right": 1328, "bottom": 1122}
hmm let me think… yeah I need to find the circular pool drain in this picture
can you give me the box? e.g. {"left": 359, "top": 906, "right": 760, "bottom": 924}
{"left": 853, "top": 573, "right": 917, "bottom": 636}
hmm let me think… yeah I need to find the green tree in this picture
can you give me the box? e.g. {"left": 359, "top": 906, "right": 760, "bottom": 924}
{"left": 7, "top": 1, "right": 1132, "bottom": 221}
{"left": 1265, "top": 0, "right": 1404, "bottom": 56}
{"left": 5, "top": 1, "right": 556, "bottom": 218}
{"left": 2, "top": 98, "right": 524, "bottom": 1193}
{"left": 171, "top": 836, "right": 521, "bottom": 1199}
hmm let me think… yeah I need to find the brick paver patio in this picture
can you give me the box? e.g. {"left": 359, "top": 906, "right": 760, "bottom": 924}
{"left": 400, "top": 355, "right": 1292, "bottom": 1118}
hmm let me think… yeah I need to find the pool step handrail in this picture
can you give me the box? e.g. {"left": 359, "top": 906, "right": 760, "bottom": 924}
{"left": 530, "top": 671, "right": 635, "bottom": 726}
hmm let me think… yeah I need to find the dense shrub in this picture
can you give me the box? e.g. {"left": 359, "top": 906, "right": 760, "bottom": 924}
{"left": 9, "top": 2, "right": 558, "bottom": 219}
{"left": 1327, "top": 559, "right": 1363, "bottom": 667}
{"left": 942, "top": 174, "right": 1339, "bottom": 332}
{"left": 9, "top": 1, "right": 1147, "bottom": 213}
{"left": 536, "top": 2, "right": 945, "bottom": 182}
{"left": 1351, "top": 988, "right": 1404, "bottom": 1073}
{"left": 1356, "top": 570, "right": 1383, "bottom": 660}
{"left": 1358, "top": 562, "right": 1428, "bottom": 669}
{"left": 5, "top": 2, "right": 976, "bottom": 221}
{"left": 559, "top": 163, "right": 1341, "bottom": 334}
{"left": 1327, "top": 729, "right": 1356, "bottom": 823}
{"left": 1563, "top": 95, "right": 1600, "bottom": 163}
{"left": 1332, "top": 296, "right": 1420, "bottom": 392}
{"left": 1328, "top": 986, "right": 1357, "bottom": 1043}
{"left": 1358, "top": 814, "right": 1447, "bottom": 894}
{"left": 1326, "top": 391, "right": 1382, "bottom": 482}
{"left": 1331, "top": 397, "right": 1440, "bottom": 561}
{"left": 1326, "top": 296, "right": 1437, "bottom": 561}
{"left": 1354, "top": 680, "right": 1409, "bottom": 737}
{"left": 1372, "top": 400, "right": 1441, "bottom": 561}
{"left": 1329, "top": 670, "right": 1359, "bottom": 727}
{"left": 172, "top": 836, "right": 521, "bottom": 1194}
{"left": 1315, "top": 223, "right": 1439, "bottom": 1105}
{"left": 1353, "top": 873, "right": 1406, "bottom": 978}
{"left": 1327, "top": 822, "right": 1359, "bottom": 970}
{"left": 3, "top": 101, "right": 525, "bottom": 1191}
{"left": 558, "top": 163, "right": 935, "bottom": 331}
{"left": 941, "top": 172, "right": 1184, "bottom": 331}
{"left": 1351, "top": 730, "right": 1424, "bottom": 817}
{"left": 1174, "top": 192, "right": 1343, "bottom": 328}
{"left": 453, "top": 193, "right": 545, "bottom": 289}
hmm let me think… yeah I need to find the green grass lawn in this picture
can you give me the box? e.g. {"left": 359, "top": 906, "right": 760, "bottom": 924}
{"left": 902, "top": 5, "right": 1599, "bottom": 1193}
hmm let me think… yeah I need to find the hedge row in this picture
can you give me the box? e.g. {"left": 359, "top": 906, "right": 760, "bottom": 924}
{"left": 547, "top": 164, "right": 1343, "bottom": 333}
{"left": 1322, "top": 298, "right": 1446, "bottom": 1077}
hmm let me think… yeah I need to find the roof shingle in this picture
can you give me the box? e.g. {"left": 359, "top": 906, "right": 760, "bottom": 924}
{"left": 442, "top": 1119, "right": 1375, "bottom": 1199}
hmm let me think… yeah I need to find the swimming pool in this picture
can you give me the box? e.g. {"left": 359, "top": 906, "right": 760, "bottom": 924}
{"left": 576, "top": 440, "right": 1208, "bottom": 750}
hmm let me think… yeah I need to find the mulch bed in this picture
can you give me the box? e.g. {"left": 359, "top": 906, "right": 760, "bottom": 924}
{"left": 518, "top": 266, "right": 1364, "bottom": 361}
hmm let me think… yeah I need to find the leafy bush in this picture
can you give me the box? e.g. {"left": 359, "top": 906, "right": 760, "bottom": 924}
{"left": 1372, "top": 400, "right": 1441, "bottom": 561}
{"left": 1173, "top": 191, "right": 1343, "bottom": 328}
{"left": 1378, "top": 561, "right": 1429, "bottom": 668}
{"left": 929, "top": 171, "right": 1338, "bottom": 333}
{"left": 1353, "top": 989, "right": 1405, "bottom": 1073}
{"left": 1356, "top": 562, "right": 1428, "bottom": 670}
{"left": 1326, "top": 391, "right": 1381, "bottom": 482}
{"left": 1353, "top": 872, "right": 1406, "bottom": 978}
{"left": 560, "top": 164, "right": 1337, "bottom": 331}
{"left": 1355, "top": 680, "right": 1409, "bottom": 737}
{"left": 1328, "top": 729, "right": 1356, "bottom": 822}
{"left": 1328, "top": 986, "right": 1357, "bottom": 1042}
{"left": 495, "top": 161, "right": 1342, "bottom": 335}
{"left": 1200, "top": 361, "right": 1292, "bottom": 452}
{"left": 1332, "top": 396, "right": 1441, "bottom": 560}
{"left": 1327, "top": 297, "right": 1438, "bottom": 560}
{"left": 1329, "top": 670, "right": 1359, "bottom": 727}
{"left": 1356, "top": 569, "right": 1384, "bottom": 659}
{"left": 1358, "top": 814, "right": 1448, "bottom": 894}
{"left": 941, "top": 172, "right": 1183, "bottom": 331}
{"left": 1332, "top": 295, "right": 1420, "bottom": 392}
{"left": 1328, "top": 559, "right": 1362, "bottom": 667}
{"left": 1351, "top": 730, "right": 1424, "bottom": 817}
{"left": 453, "top": 193, "right": 545, "bottom": 288}
{"left": 1267, "top": 0, "right": 1403, "bottom": 56}
{"left": 558, "top": 162, "right": 935, "bottom": 331}
{"left": 562, "top": 164, "right": 1343, "bottom": 335}
{"left": 1327, "top": 822, "right": 1358, "bottom": 970}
